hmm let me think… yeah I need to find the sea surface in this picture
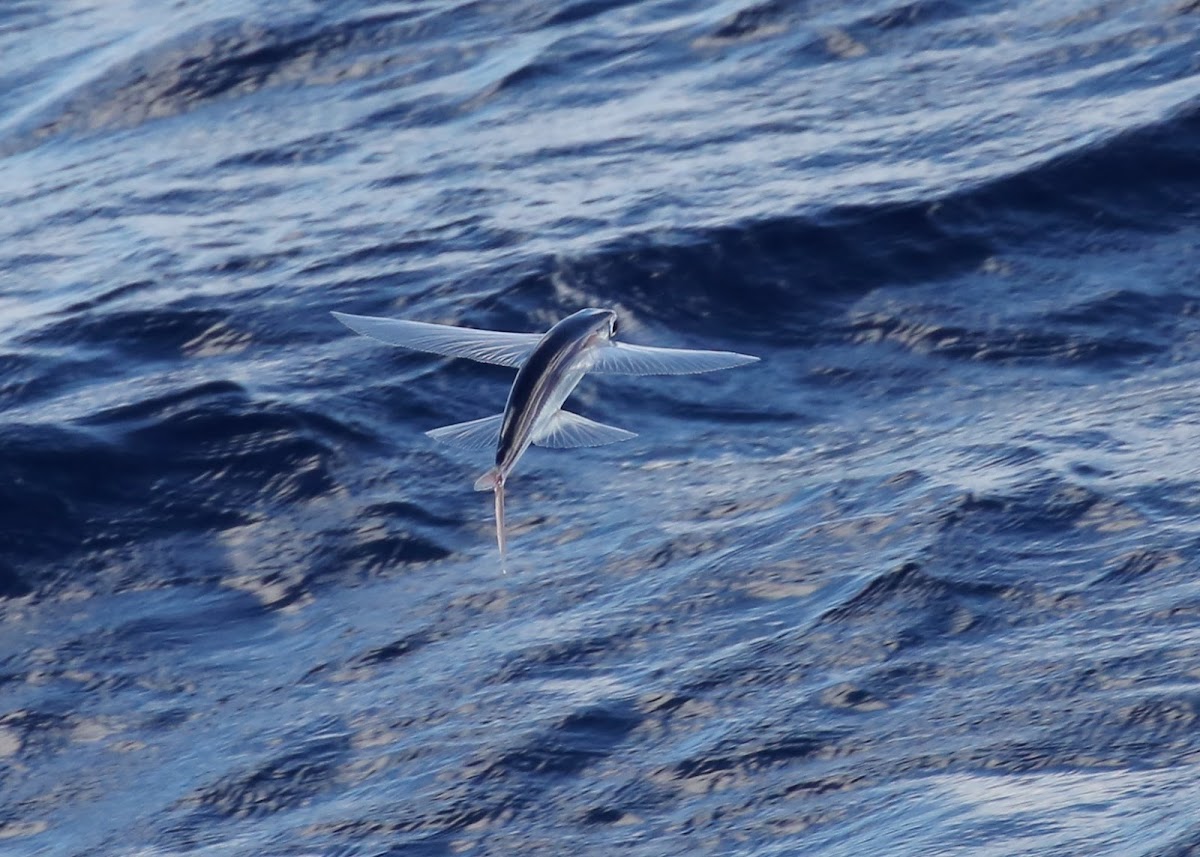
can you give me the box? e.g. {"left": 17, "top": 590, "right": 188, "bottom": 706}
{"left": 2, "top": 1, "right": 1199, "bottom": 854}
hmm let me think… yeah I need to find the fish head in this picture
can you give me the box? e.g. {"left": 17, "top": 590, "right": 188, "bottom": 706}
{"left": 563, "top": 307, "right": 619, "bottom": 343}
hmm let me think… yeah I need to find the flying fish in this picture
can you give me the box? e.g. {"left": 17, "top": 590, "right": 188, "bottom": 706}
{"left": 332, "top": 307, "right": 759, "bottom": 555}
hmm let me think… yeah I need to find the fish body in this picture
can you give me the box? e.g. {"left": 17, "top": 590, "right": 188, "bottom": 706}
{"left": 473, "top": 308, "right": 616, "bottom": 555}
{"left": 332, "top": 306, "right": 758, "bottom": 556}
{"left": 492, "top": 308, "right": 615, "bottom": 480}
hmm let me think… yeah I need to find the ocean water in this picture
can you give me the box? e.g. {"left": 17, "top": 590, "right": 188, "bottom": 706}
{"left": 2, "top": 0, "right": 1199, "bottom": 854}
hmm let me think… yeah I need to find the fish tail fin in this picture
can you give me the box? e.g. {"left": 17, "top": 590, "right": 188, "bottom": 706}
{"left": 495, "top": 478, "right": 506, "bottom": 559}
{"left": 473, "top": 468, "right": 507, "bottom": 559}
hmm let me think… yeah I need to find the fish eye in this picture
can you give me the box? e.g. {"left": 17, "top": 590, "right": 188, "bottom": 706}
{"left": 609, "top": 316, "right": 619, "bottom": 337}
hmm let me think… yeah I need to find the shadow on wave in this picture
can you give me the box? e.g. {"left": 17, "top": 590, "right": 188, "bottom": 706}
{"left": 302, "top": 699, "right": 643, "bottom": 844}
{"left": 494, "top": 104, "right": 1199, "bottom": 343}
{"left": 936, "top": 101, "right": 1200, "bottom": 240}
{"left": 0, "top": 6, "right": 462, "bottom": 155}
{"left": 0, "top": 379, "right": 449, "bottom": 599}
{"left": 497, "top": 203, "right": 994, "bottom": 343}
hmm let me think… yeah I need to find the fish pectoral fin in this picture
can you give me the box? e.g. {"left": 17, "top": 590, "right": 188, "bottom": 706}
{"left": 426, "top": 413, "right": 504, "bottom": 451}
{"left": 332, "top": 311, "right": 541, "bottom": 368}
{"left": 533, "top": 410, "right": 637, "bottom": 449}
{"left": 589, "top": 341, "right": 760, "bottom": 375}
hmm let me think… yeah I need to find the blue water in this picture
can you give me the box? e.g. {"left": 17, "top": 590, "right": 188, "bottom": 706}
{"left": 2, "top": 0, "right": 1200, "bottom": 854}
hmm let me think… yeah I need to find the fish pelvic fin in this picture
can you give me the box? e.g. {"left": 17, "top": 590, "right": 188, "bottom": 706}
{"left": 428, "top": 414, "right": 504, "bottom": 451}
{"left": 533, "top": 410, "right": 637, "bottom": 449}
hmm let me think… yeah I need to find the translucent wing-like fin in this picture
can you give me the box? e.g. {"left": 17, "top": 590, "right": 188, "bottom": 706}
{"left": 426, "top": 413, "right": 504, "bottom": 451}
{"left": 589, "top": 341, "right": 760, "bottom": 375}
{"left": 332, "top": 311, "right": 542, "bottom": 368}
{"left": 533, "top": 410, "right": 637, "bottom": 449}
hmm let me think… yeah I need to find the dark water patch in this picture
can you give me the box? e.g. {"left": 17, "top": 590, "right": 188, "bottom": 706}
{"left": 127, "top": 183, "right": 286, "bottom": 215}
{"left": 1108, "top": 691, "right": 1200, "bottom": 748}
{"left": 39, "top": 202, "right": 127, "bottom": 228}
{"left": 919, "top": 479, "right": 1144, "bottom": 591}
{"left": 361, "top": 500, "right": 463, "bottom": 530}
{"left": 959, "top": 444, "right": 1045, "bottom": 470}
{"left": 805, "top": 561, "right": 1017, "bottom": 664}
{"left": 845, "top": 310, "right": 1163, "bottom": 367}
{"left": 523, "top": 205, "right": 992, "bottom": 343}
{"left": 966, "top": 691, "right": 1200, "bottom": 773}
{"left": 303, "top": 213, "right": 521, "bottom": 280}
{"left": 479, "top": 703, "right": 641, "bottom": 779}
{"left": 514, "top": 132, "right": 643, "bottom": 162}
{"left": 1049, "top": 37, "right": 1200, "bottom": 103}
{"left": 492, "top": 633, "right": 620, "bottom": 684}
{"left": 820, "top": 561, "right": 1012, "bottom": 624}
{"left": 328, "top": 526, "right": 452, "bottom": 574}
{"left": 2, "top": 251, "right": 69, "bottom": 268}
{"left": 0, "top": 563, "right": 32, "bottom": 598}
{"left": 102, "top": 593, "right": 269, "bottom": 662}
{"left": 0, "top": 384, "right": 354, "bottom": 596}
{"left": 668, "top": 727, "right": 845, "bottom": 784}
{"left": 819, "top": 660, "right": 948, "bottom": 713}
{"left": 391, "top": 701, "right": 643, "bottom": 839}
{"left": 306, "top": 236, "right": 458, "bottom": 275}
{"left": 1094, "top": 548, "right": 1189, "bottom": 587}
{"left": 1048, "top": 288, "right": 1200, "bottom": 341}
{"left": 0, "top": 708, "right": 70, "bottom": 763}
{"left": 298, "top": 815, "right": 452, "bottom": 854}
{"left": 708, "top": 0, "right": 793, "bottom": 43}
{"left": 0, "top": 3, "right": 46, "bottom": 34}
{"left": 80, "top": 379, "right": 247, "bottom": 427}
{"left": 123, "top": 406, "right": 337, "bottom": 511}
{"left": 0, "top": 350, "right": 99, "bottom": 411}
{"left": 357, "top": 96, "right": 468, "bottom": 131}
{"left": 3, "top": 15, "right": 341, "bottom": 150}
{"left": 121, "top": 391, "right": 333, "bottom": 469}
{"left": 1063, "top": 646, "right": 1196, "bottom": 698}
{"left": 1127, "top": 477, "right": 1200, "bottom": 526}
{"left": 0, "top": 423, "right": 118, "bottom": 585}
{"left": 938, "top": 103, "right": 1200, "bottom": 241}
{"left": 934, "top": 478, "right": 1104, "bottom": 537}
{"left": 58, "top": 279, "right": 155, "bottom": 315}
{"left": 348, "top": 630, "right": 441, "bottom": 670}
{"left": 823, "top": 0, "right": 1005, "bottom": 61}
{"left": 368, "top": 170, "right": 420, "bottom": 190}
{"left": 202, "top": 248, "right": 308, "bottom": 280}
{"left": 541, "top": 0, "right": 644, "bottom": 28}
{"left": 0, "top": 3, "right": 487, "bottom": 154}
{"left": 318, "top": 499, "right": 460, "bottom": 579}
{"left": 492, "top": 53, "right": 579, "bottom": 97}
{"left": 869, "top": 0, "right": 984, "bottom": 32}
{"left": 176, "top": 724, "right": 350, "bottom": 821}
{"left": 1150, "top": 824, "right": 1200, "bottom": 857}
{"left": 32, "top": 305, "right": 230, "bottom": 360}
{"left": 214, "top": 132, "right": 351, "bottom": 168}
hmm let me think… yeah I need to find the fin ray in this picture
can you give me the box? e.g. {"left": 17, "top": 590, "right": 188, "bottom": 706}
{"left": 426, "top": 414, "right": 504, "bottom": 451}
{"left": 533, "top": 410, "right": 637, "bottom": 449}
{"left": 332, "top": 311, "right": 541, "bottom": 368}
{"left": 589, "top": 341, "right": 759, "bottom": 375}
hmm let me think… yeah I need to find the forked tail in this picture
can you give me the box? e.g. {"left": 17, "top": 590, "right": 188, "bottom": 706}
{"left": 473, "top": 467, "right": 507, "bottom": 557}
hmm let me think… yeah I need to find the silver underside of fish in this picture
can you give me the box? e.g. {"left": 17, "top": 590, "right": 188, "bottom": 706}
{"left": 332, "top": 307, "right": 759, "bottom": 557}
